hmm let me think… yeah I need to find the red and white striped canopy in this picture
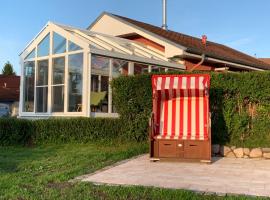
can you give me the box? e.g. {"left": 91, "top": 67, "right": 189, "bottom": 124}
{"left": 152, "top": 74, "right": 210, "bottom": 141}
{"left": 153, "top": 75, "right": 209, "bottom": 91}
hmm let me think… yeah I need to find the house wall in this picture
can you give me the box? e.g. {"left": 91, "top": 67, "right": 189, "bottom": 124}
{"left": 118, "top": 35, "right": 219, "bottom": 71}
{"left": 184, "top": 60, "right": 216, "bottom": 71}
{"left": 89, "top": 14, "right": 185, "bottom": 59}
{"left": 120, "top": 34, "right": 165, "bottom": 52}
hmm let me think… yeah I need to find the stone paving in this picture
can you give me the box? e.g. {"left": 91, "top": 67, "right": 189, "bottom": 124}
{"left": 80, "top": 154, "right": 270, "bottom": 197}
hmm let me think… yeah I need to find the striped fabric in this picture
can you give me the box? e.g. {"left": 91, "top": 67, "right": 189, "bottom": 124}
{"left": 152, "top": 75, "right": 210, "bottom": 141}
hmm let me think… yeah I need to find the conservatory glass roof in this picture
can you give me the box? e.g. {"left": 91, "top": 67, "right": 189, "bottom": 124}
{"left": 55, "top": 23, "right": 184, "bottom": 69}
{"left": 20, "top": 22, "right": 184, "bottom": 69}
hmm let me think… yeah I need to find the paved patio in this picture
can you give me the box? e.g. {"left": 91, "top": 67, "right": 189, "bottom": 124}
{"left": 79, "top": 154, "right": 270, "bottom": 197}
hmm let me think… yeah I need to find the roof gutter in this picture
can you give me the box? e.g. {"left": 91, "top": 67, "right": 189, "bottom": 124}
{"left": 19, "top": 22, "right": 50, "bottom": 56}
{"left": 181, "top": 52, "right": 265, "bottom": 72}
{"left": 188, "top": 54, "right": 205, "bottom": 72}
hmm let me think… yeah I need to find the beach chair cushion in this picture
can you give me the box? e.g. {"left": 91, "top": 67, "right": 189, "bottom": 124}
{"left": 152, "top": 75, "right": 210, "bottom": 141}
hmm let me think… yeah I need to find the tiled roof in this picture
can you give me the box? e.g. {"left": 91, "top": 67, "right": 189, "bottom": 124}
{"left": 0, "top": 75, "right": 20, "bottom": 102}
{"left": 259, "top": 58, "right": 270, "bottom": 65}
{"left": 112, "top": 14, "right": 270, "bottom": 70}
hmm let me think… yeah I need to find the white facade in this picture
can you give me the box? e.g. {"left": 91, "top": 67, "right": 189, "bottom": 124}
{"left": 88, "top": 12, "right": 186, "bottom": 59}
{"left": 19, "top": 22, "right": 184, "bottom": 118}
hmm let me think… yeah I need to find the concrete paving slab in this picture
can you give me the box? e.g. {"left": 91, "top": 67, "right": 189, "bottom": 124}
{"left": 79, "top": 154, "right": 270, "bottom": 197}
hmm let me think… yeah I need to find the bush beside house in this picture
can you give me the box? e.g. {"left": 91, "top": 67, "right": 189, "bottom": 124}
{"left": 112, "top": 71, "right": 270, "bottom": 148}
{"left": 0, "top": 118, "right": 123, "bottom": 145}
{"left": 0, "top": 71, "right": 270, "bottom": 148}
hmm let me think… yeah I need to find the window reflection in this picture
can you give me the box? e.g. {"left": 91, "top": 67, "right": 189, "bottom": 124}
{"left": 112, "top": 59, "right": 128, "bottom": 77}
{"left": 52, "top": 57, "right": 65, "bottom": 84}
{"left": 53, "top": 32, "right": 66, "bottom": 54}
{"left": 36, "top": 87, "right": 48, "bottom": 112}
{"left": 69, "top": 41, "right": 82, "bottom": 52}
{"left": 25, "top": 49, "right": 35, "bottom": 60}
{"left": 23, "top": 61, "right": 35, "bottom": 112}
{"left": 37, "top": 33, "right": 50, "bottom": 57}
{"left": 52, "top": 57, "right": 65, "bottom": 112}
{"left": 36, "top": 60, "right": 48, "bottom": 113}
{"left": 37, "top": 60, "right": 48, "bottom": 86}
{"left": 23, "top": 31, "right": 87, "bottom": 114}
{"left": 151, "top": 66, "right": 167, "bottom": 72}
{"left": 52, "top": 86, "right": 64, "bottom": 112}
{"left": 68, "top": 53, "right": 83, "bottom": 112}
{"left": 91, "top": 55, "right": 109, "bottom": 76}
{"left": 91, "top": 55, "right": 109, "bottom": 113}
{"left": 134, "top": 63, "right": 149, "bottom": 74}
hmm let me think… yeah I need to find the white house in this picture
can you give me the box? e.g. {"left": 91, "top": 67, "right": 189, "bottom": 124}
{"left": 19, "top": 12, "right": 270, "bottom": 119}
{"left": 19, "top": 21, "right": 184, "bottom": 118}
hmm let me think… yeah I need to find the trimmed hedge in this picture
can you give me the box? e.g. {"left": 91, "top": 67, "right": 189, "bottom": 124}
{"left": 0, "top": 118, "right": 123, "bottom": 145}
{"left": 1, "top": 71, "right": 270, "bottom": 147}
{"left": 111, "top": 72, "right": 270, "bottom": 148}
{"left": 112, "top": 74, "right": 152, "bottom": 142}
{"left": 0, "top": 118, "right": 34, "bottom": 146}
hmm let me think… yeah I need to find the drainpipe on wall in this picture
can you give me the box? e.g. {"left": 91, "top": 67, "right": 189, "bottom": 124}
{"left": 188, "top": 54, "right": 206, "bottom": 72}
{"left": 189, "top": 35, "right": 207, "bottom": 72}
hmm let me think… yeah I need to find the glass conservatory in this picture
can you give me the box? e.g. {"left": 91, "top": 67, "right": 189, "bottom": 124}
{"left": 19, "top": 22, "right": 184, "bottom": 118}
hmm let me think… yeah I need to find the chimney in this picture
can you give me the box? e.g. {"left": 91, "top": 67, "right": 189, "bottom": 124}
{"left": 162, "top": 0, "right": 168, "bottom": 30}
{"left": 202, "top": 35, "right": 207, "bottom": 45}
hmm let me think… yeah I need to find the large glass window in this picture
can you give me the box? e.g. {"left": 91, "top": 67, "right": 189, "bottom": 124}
{"left": 112, "top": 59, "right": 128, "bottom": 77}
{"left": 22, "top": 30, "right": 86, "bottom": 115}
{"left": 23, "top": 61, "right": 35, "bottom": 112}
{"left": 37, "top": 60, "right": 48, "bottom": 86}
{"left": 53, "top": 32, "right": 66, "bottom": 54}
{"left": 52, "top": 57, "right": 65, "bottom": 112}
{"left": 134, "top": 63, "right": 149, "bottom": 74}
{"left": 91, "top": 74, "right": 99, "bottom": 92}
{"left": 25, "top": 49, "right": 35, "bottom": 60}
{"left": 52, "top": 85, "right": 64, "bottom": 112}
{"left": 151, "top": 66, "right": 167, "bottom": 72}
{"left": 91, "top": 55, "right": 109, "bottom": 113}
{"left": 36, "top": 60, "right": 48, "bottom": 113}
{"left": 69, "top": 41, "right": 82, "bottom": 52}
{"left": 91, "top": 55, "right": 109, "bottom": 76}
{"left": 37, "top": 34, "right": 50, "bottom": 57}
{"left": 36, "top": 87, "right": 48, "bottom": 113}
{"left": 52, "top": 57, "right": 65, "bottom": 84}
{"left": 68, "top": 53, "right": 83, "bottom": 112}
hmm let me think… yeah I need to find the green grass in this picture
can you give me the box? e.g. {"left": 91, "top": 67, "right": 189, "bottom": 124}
{"left": 0, "top": 142, "right": 267, "bottom": 200}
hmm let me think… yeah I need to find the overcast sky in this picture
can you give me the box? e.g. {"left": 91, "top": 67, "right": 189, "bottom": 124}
{"left": 0, "top": 0, "right": 269, "bottom": 74}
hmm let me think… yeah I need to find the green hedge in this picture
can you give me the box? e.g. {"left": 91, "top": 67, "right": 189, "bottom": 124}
{"left": 111, "top": 72, "right": 270, "bottom": 148}
{"left": 1, "top": 71, "right": 270, "bottom": 147}
{"left": 112, "top": 74, "right": 152, "bottom": 142}
{"left": 0, "top": 118, "right": 34, "bottom": 146}
{"left": 0, "top": 118, "right": 123, "bottom": 145}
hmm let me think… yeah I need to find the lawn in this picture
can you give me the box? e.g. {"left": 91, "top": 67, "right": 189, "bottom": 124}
{"left": 0, "top": 142, "right": 267, "bottom": 200}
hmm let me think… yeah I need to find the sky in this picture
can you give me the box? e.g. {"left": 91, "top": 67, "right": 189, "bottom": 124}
{"left": 0, "top": 0, "right": 270, "bottom": 74}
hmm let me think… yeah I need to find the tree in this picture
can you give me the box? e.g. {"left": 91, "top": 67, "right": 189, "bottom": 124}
{"left": 2, "top": 61, "right": 16, "bottom": 75}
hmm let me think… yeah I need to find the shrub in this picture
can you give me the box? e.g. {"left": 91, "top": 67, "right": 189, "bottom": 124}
{"left": 112, "top": 71, "right": 270, "bottom": 148}
{"left": 0, "top": 118, "right": 34, "bottom": 146}
{"left": 0, "top": 118, "right": 123, "bottom": 146}
{"left": 112, "top": 75, "right": 152, "bottom": 141}
{"left": 1, "top": 71, "right": 270, "bottom": 147}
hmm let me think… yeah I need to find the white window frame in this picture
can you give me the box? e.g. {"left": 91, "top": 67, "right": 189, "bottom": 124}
{"left": 20, "top": 24, "right": 89, "bottom": 118}
{"left": 51, "top": 56, "right": 65, "bottom": 113}
{"left": 19, "top": 22, "right": 184, "bottom": 119}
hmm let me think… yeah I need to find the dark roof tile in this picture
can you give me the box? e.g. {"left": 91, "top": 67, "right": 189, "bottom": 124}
{"left": 0, "top": 75, "right": 20, "bottom": 102}
{"left": 113, "top": 14, "right": 270, "bottom": 70}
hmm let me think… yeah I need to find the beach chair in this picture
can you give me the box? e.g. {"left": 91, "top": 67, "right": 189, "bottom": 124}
{"left": 150, "top": 74, "right": 211, "bottom": 162}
